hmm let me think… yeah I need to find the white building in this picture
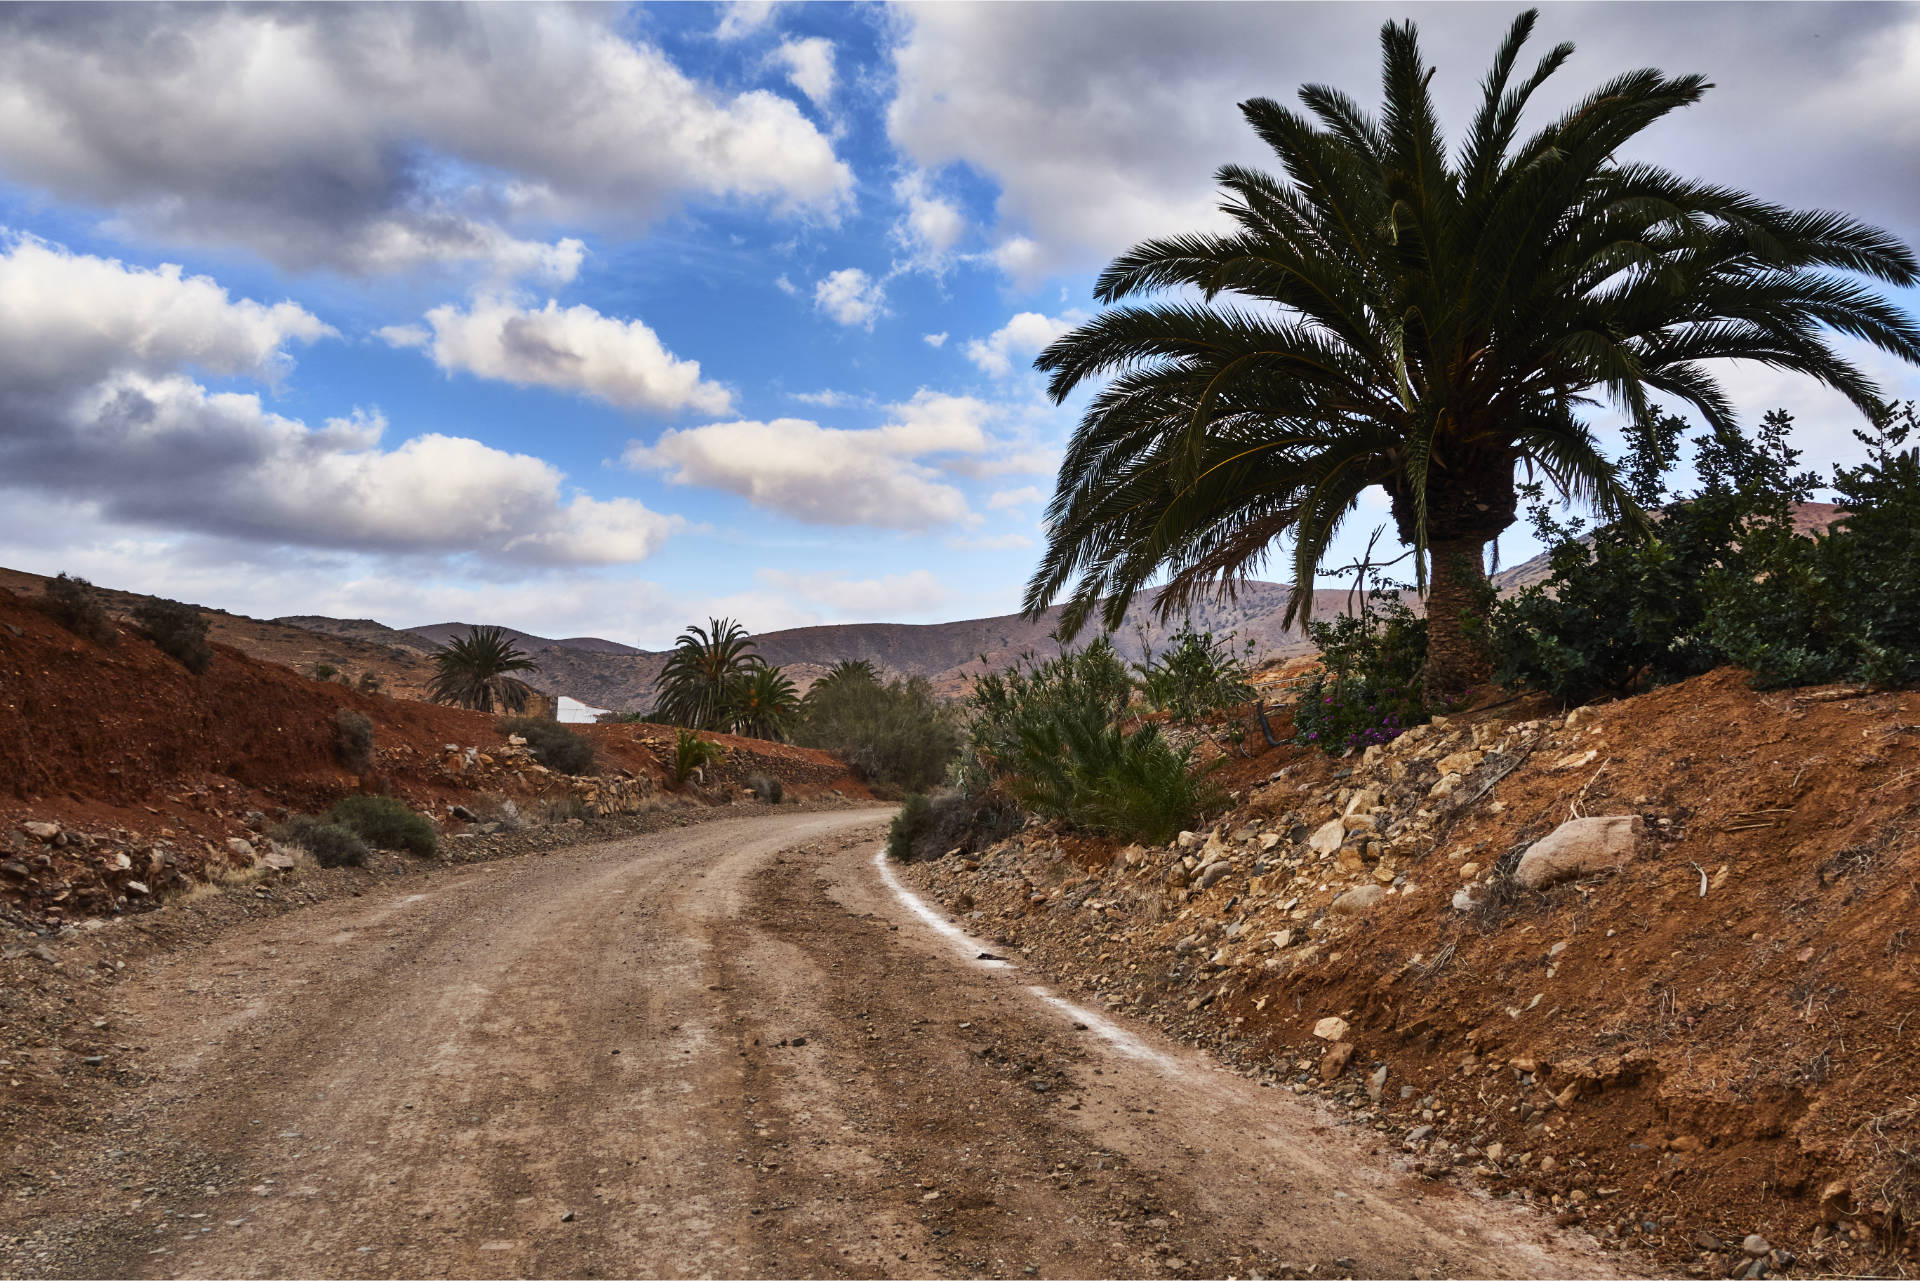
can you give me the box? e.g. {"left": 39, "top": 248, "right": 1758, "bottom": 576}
{"left": 555, "top": 695, "right": 612, "bottom": 724}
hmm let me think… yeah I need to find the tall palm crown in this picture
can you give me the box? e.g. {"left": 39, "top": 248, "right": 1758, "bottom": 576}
{"left": 427, "top": 626, "right": 539, "bottom": 714}
{"left": 729, "top": 665, "right": 800, "bottom": 741}
{"left": 1025, "top": 10, "right": 1920, "bottom": 701}
{"left": 652, "top": 617, "right": 761, "bottom": 731}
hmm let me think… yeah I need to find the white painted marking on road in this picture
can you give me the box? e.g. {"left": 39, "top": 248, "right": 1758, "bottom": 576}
{"left": 872, "top": 849, "right": 1179, "bottom": 1070}
{"left": 872, "top": 850, "right": 1010, "bottom": 965}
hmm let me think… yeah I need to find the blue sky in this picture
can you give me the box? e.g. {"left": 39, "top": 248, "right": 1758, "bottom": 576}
{"left": 0, "top": 2, "right": 1915, "bottom": 648}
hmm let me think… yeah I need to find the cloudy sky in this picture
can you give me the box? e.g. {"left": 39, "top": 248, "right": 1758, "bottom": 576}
{"left": 0, "top": 1, "right": 1916, "bottom": 647}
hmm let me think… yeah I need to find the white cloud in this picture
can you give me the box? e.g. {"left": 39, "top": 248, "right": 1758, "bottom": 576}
{"left": 813, "top": 267, "right": 885, "bottom": 329}
{"left": 773, "top": 273, "right": 799, "bottom": 296}
{"left": 0, "top": 237, "right": 678, "bottom": 565}
{"left": 757, "top": 568, "right": 948, "bottom": 617}
{"left": 400, "top": 295, "right": 732, "bottom": 414}
{"left": 791, "top": 388, "right": 869, "bottom": 409}
{"left": 625, "top": 390, "right": 998, "bottom": 529}
{"left": 0, "top": 5, "right": 851, "bottom": 277}
{"left": 887, "top": 5, "right": 1920, "bottom": 281}
{"left": 773, "top": 37, "right": 837, "bottom": 109}
{"left": 987, "top": 485, "right": 1045, "bottom": 510}
{"left": 892, "top": 169, "right": 966, "bottom": 270}
{"left": 923, "top": 331, "right": 948, "bottom": 348}
{"left": 988, "top": 236, "right": 1047, "bottom": 284}
{"left": 374, "top": 323, "right": 430, "bottom": 350}
{"left": 715, "top": 1, "right": 785, "bottom": 41}
{"left": 966, "top": 310, "right": 1080, "bottom": 378}
{"left": 0, "top": 234, "right": 333, "bottom": 390}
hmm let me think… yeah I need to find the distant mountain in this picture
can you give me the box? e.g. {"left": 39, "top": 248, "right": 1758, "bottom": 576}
{"left": 403, "top": 622, "right": 643, "bottom": 656}
{"left": 289, "top": 583, "right": 1387, "bottom": 710}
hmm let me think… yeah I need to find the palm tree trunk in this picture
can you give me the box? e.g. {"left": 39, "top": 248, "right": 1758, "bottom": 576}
{"left": 1423, "top": 537, "right": 1493, "bottom": 708}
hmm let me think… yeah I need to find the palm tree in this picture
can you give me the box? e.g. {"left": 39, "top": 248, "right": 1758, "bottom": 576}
{"left": 428, "top": 626, "right": 539, "bottom": 713}
{"left": 1024, "top": 10, "right": 1920, "bottom": 704}
{"left": 728, "top": 665, "right": 801, "bottom": 741}
{"left": 652, "top": 617, "right": 760, "bottom": 730}
{"left": 803, "top": 658, "right": 879, "bottom": 706}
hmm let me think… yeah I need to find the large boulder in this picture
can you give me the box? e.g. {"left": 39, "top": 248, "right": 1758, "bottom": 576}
{"left": 1515, "top": 816, "right": 1646, "bottom": 889}
{"left": 1307, "top": 818, "right": 1345, "bottom": 856}
{"left": 1330, "top": 884, "right": 1385, "bottom": 915}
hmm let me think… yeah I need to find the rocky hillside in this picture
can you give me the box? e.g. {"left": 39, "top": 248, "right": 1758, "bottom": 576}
{"left": 0, "top": 583, "right": 871, "bottom": 928}
{"left": 904, "top": 668, "right": 1919, "bottom": 1278}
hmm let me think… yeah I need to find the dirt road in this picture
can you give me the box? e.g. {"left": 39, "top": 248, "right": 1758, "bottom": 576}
{"left": 3, "top": 812, "right": 1630, "bottom": 1279}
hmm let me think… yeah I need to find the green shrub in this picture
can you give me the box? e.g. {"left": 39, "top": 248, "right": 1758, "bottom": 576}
{"left": 334, "top": 707, "right": 375, "bottom": 773}
{"left": 1487, "top": 410, "right": 1813, "bottom": 704}
{"left": 746, "top": 773, "right": 783, "bottom": 803}
{"left": 275, "top": 816, "right": 368, "bottom": 868}
{"left": 955, "top": 638, "right": 1219, "bottom": 843}
{"left": 497, "top": 716, "right": 596, "bottom": 775}
{"left": 1134, "top": 622, "right": 1254, "bottom": 723}
{"left": 356, "top": 671, "right": 383, "bottom": 695}
{"left": 38, "top": 573, "right": 118, "bottom": 646}
{"left": 313, "top": 663, "right": 338, "bottom": 681}
{"left": 1704, "top": 404, "right": 1920, "bottom": 689}
{"left": 133, "top": 596, "right": 212, "bottom": 674}
{"left": 1292, "top": 591, "right": 1431, "bottom": 753}
{"left": 794, "top": 662, "right": 959, "bottom": 790}
{"left": 329, "top": 795, "right": 437, "bottom": 856}
{"left": 887, "top": 793, "right": 933, "bottom": 861}
{"left": 667, "top": 728, "right": 723, "bottom": 787}
{"left": 888, "top": 790, "right": 1023, "bottom": 862}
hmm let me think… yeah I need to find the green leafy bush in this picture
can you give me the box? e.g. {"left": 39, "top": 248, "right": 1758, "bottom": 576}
{"left": 746, "top": 772, "right": 783, "bottom": 803}
{"left": 1134, "top": 622, "right": 1254, "bottom": 722}
{"left": 497, "top": 716, "right": 596, "bottom": 775}
{"left": 1487, "top": 410, "right": 1814, "bottom": 703}
{"left": 667, "top": 728, "right": 724, "bottom": 787}
{"left": 275, "top": 816, "right": 368, "bottom": 868}
{"left": 956, "top": 639, "right": 1217, "bottom": 843}
{"left": 38, "top": 573, "right": 118, "bottom": 647}
{"left": 329, "top": 795, "right": 437, "bottom": 856}
{"left": 356, "top": 671, "right": 383, "bottom": 695}
{"left": 886, "top": 792, "right": 1020, "bottom": 862}
{"left": 133, "top": 596, "right": 212, "bottom": 674}
{"left": 1292, "top": 591, "right": 1430, "bottom": 753}
{"left": 886, "top": 793, "right": 933, "bottom": 861}
{"left": 334, "top": 707, "right": 374, "bottom": 773}
{"left": 793, "top": 661, "right": 959, "bottom": 791}
{"left": 1704, "top": 405, "right": 1920, "bottom": 688}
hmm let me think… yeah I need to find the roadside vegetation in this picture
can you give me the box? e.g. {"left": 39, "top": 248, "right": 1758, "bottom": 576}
{"left": 948, "top": 639, "right": 1221, "bottom": 847}
{"left": 1287, "top": 403, "right": 1920, "bottom": 755}
{"left": 497, "top": 716, "right": 596, "bottom": 775}
{"left": 329, "top": 795, "right": 437, "bottom": 857}
{"left": 794, "top": 660, "right": 959, "bottom": 794}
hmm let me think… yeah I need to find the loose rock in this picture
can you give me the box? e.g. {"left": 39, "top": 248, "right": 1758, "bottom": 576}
{"left": 1514, "top": 815, "right": 1646, "bottom": 889}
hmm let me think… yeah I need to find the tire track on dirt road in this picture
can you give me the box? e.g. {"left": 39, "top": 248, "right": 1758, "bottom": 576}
{"left": 1, "top": 810, "right": 1634, "bottom": 1279}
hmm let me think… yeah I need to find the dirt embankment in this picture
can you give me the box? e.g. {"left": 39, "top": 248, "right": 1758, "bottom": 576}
{"left": 907, "top": 668, "right": 1920, "bottom": 1278}
{"left": 0, "top": 585, "right": 870, "bottom": 928}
